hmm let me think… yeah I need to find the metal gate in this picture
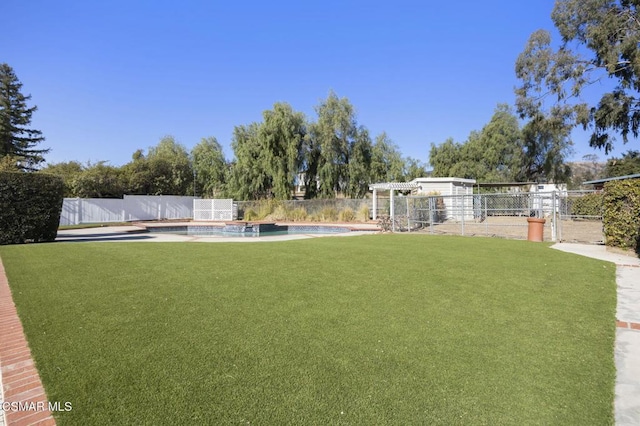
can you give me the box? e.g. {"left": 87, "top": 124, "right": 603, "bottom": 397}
{"left": 193, "top": 199, "right": 236, "bottom": 221}
{"left": 389, "top": 191, "right": 603, "bottom": 243}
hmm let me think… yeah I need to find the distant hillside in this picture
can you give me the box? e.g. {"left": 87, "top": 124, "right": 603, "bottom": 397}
{"left": 567, "top": 161, "right": 606, "bottom": 188}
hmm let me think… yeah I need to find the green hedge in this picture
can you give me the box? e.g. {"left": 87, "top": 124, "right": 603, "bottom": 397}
{"left": 0, "top": 172, "right": 64, "bottom": 245}
{"left": 603, "top": 179, "right": 640, "bottom": 253}
{"left": 570, "top": 193, "right": 603, "bottom": 217}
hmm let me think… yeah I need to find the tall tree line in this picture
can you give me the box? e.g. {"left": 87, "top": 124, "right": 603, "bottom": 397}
{"left": 41, "top": 92, "right": 428, "bottom": 199}
{"left": 428, "top": 104, "right": 572, "bottom": 184}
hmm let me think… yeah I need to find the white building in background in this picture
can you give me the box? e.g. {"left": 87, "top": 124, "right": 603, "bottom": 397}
{"left": 411, "top": 177, "right": 476, "bottom": 196}
{"left": 369, "top": 177, "right": 477, "bottom": 222}
{"left": 411, "top": 177, "right": 476, "bottom": 221}
{"left": 530, "top": 182, "right": 567, "bottom": 193}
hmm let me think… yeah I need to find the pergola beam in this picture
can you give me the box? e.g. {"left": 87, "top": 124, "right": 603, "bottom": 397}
{"left": 368, "top": 182, "right": 420, "bottom": 226}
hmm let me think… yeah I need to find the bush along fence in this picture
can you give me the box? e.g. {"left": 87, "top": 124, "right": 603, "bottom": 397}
{"left": 235, "top": 199, "right": 373, "bottom": 222}
{"left": 603, "top": 179, "right": 640, "bottom": 253}
{"left": 0, "top": 172, "right": 64, "bottom": 244}
{"left": 385, "top": 190, "right": 604, "bottom": 243}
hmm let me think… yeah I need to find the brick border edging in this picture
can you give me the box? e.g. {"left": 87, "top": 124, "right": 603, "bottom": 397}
{"left": 616, "top": 320, "right": 640, "bottom": 331}
{"left": 0, "top": 257, "right": 55, "bottom": 426}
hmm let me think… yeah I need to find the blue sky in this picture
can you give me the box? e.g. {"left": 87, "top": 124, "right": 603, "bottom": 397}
{"left": 2, "top": 0, "right": 627, "bottom": 167}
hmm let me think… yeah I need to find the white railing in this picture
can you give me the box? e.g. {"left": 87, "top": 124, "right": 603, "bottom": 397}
{"left": 193, "top": 199, "right": 235, "bottom": 221}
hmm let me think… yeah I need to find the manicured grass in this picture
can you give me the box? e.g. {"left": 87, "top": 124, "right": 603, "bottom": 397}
{"left": 0, "top": 235, "right": 616, "bottom": 425}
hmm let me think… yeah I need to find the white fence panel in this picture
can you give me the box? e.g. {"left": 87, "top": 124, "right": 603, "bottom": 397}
{"left": 75, "top": 198, "right": 124, "bottom": 224}
{"left": 123, "top": 195, "right": 158, "bottom": 221}
{"left": 193, "top": 199, "right": 235, "bottom": 221}
{"left": 61, "top": 195, "right": 196, "bottom": 225}
{"left": 161, "top": 195, "right": 194, "bottom": 219}
{"left": 123, "top": 195, "right": 193, "bottom": 221}
{"left": 60, "top": 198, "right": 79, "bottom": 226}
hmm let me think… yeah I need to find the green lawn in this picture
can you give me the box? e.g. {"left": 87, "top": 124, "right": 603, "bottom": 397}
{"left": 0, "top": 235, "right": 616, "bottom": 425}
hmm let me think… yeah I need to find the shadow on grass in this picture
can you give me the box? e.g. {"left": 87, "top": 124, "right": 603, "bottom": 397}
{"left": 55, "top": 233, "right": 154, "bottom": 243}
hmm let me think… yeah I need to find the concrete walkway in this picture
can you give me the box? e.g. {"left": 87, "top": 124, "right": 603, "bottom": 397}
{"left": 552, "top": 243, "right": 640, "bottom": 426}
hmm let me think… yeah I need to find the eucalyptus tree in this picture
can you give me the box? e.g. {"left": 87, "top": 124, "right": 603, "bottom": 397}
{"left": 428, "top": 138, "right": 464, "bottom": 178}
{"left": 403, "top": 157, "right": 428, "bottom": 181}
{"left": 472, "top": 104, "right": 524, "bottom": 182}
{"left": 515, "top": 0, "right": 640, "bottom": 154}
{"left": 519, "top": 114, "right": 573, "bottom": 183}
{"left": 604, "top": 150, "right": 640, "bottom": 177}
{"left": 428, "top": 105, "right": 546, "bottom": 182}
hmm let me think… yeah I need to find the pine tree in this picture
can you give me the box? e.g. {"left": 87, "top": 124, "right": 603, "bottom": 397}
{"left": 0, "top": 63, "right": 48, "bottom": 171}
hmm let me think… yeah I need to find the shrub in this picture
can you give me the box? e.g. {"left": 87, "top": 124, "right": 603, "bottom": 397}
{"left": 602, "top": 179, "right": 640, "bottom": 252}
{"left": 358, "top": 205, "right": 371, "bottom": 222}
{"left": 287, "top": 207, "right": 308, "bottom": 222}
{"left": 269, "top": 205, "right": 288, "bottom": 221}
{"left": 570, "top": 193, "right": 603, "bottom": 218}
{"left": 257, "top": 199, "right": 282, "bottom": 220}
{"left": 339, "top": 208, "right": 356, "bottom": 222}
{"left": 319, "top": 207, "right": 338, "bottom": 222}
{"left": 0, "top": 172, "right": 64, "bottom": 245}
{"left": 243, "top": 209, "right": 259, "bottom": 221}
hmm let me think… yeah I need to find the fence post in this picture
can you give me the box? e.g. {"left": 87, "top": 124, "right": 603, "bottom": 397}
{"left": 429, "top": 197, "right": 434, "bottom": 234}
{"left": 75, "top": 198, "right": 81, "bottom": 225}
{"left": 461, "top": 195, "right": 465, "bottom": 236}
{"left": 406, "top": 197, "right": 410, "bottom": 232}
{"left": 372, "top": 189, "right": 377, "bottom": 220}
{"left": 551, "top": 191, "right": 557, "bottom": 242}
{"left": 390, "top": 190, "right": 395, "bottom": 232}
{"left": 484, "top": 195, "right": 488, "bottom": 235}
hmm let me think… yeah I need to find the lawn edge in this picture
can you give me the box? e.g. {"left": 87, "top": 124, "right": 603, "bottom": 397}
{"left": 0, "top": 255, "right": 56, "bottom": 426}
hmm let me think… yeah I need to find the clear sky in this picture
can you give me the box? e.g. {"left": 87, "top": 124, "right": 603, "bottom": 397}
{"left": 2, "top": 0, "right": 628, "bottom": 168}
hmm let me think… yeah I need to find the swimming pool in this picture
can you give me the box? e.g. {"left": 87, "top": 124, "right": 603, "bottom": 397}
{"left": 143, "top": 223, "right": 359, "bottom": 237}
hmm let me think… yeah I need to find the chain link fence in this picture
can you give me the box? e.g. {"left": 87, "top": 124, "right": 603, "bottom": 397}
{"left": 235, "top": 198, "right": 373, "bottom": 221}
{"left": 385, "top": 191, "right": 603, "bottom": 243}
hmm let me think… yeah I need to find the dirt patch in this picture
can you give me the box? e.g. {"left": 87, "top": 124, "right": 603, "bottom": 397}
{"left": 407, "top": 216, "right": 604, "bottom": 244}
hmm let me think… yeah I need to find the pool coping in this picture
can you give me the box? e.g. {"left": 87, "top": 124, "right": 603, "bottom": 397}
{"left": 135, "top": 221, "right": 379, "bottom": 237}
{"left": 133, "top": 221, "right": 379, "bottom": 231}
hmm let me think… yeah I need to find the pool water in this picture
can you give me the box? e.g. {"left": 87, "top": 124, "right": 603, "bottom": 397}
{"left": 144, "top": 224, "right": 353, "bottom": 237}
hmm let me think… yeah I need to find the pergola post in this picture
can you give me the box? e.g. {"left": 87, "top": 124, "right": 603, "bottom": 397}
{"left": 390, "top": 189, "right": 395, "bottom": 232}
{"left": 372, "top": 188, "right": 378, "bottom": 220}
{"left": 369, "top": 182, "right": 419, "bottom": 232}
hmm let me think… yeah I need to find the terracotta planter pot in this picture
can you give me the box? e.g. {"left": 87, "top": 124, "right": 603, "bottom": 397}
{"left": 527, "top": 217, "right": 546, "bottom": 242}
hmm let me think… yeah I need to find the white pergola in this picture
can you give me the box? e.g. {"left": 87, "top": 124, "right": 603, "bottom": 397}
{"left": 369, "top": 182, "right": 420, "bottom": 231}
